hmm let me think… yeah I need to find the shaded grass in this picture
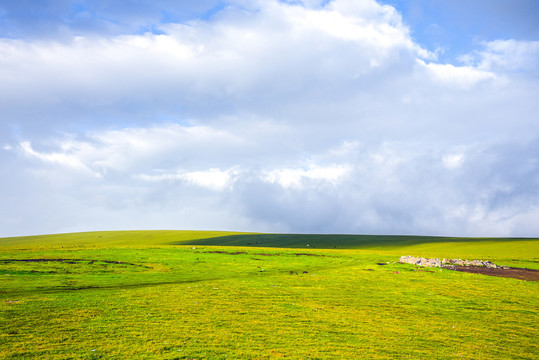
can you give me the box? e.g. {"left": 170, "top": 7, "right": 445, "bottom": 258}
{"left": 181, "top": 233, "right": 539, "bottom": 269}
{"left": 0, "top": 231, "right": 538, "bottom": 359}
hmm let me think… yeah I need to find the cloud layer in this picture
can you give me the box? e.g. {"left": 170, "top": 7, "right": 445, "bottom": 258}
{"left": 1, "top": 0, "right": 538, "bottom": 237}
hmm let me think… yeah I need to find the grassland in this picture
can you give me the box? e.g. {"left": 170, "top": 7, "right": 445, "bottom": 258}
{"left": 1, "top": 231, "right": 538, "bottom": 359}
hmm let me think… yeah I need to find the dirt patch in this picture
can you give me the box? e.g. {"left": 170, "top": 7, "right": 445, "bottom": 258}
{"left": 204, "top": 251, "right": 325, "bottom": 257}
{"left": 205, "top": 251, "right": 247, "bottom": 255}
{"left": 0, "top": 259, "right": 146, "bottom": 267}
{"left": 0, "top": 258, "right": 76, "bottom": 263}
{"left": 444, "top": 265, "right": 539, "bottom": 281}
{"left": 251, "top": 253, "right": 325, "bottom": 257}
{"left": 408, "top": 268, "right": 435, "bottom": 273}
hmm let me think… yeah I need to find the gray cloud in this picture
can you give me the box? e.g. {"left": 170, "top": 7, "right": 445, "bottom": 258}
{"left": 229, "top": 139, "right": 539, "bottom": 236}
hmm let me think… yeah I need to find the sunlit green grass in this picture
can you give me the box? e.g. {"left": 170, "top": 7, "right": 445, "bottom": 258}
{"left": 0, "top": 230, "right": 250, "bottom": 249}
{"left": 1, "top": 231, "right": 538, "bottom": 359}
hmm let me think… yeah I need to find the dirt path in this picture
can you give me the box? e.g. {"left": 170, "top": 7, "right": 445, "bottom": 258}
{"left": 444, "top": 265, "right": 539, "bottom": 281}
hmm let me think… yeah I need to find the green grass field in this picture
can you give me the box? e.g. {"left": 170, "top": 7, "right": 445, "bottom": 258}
{"left": 1, "top": 231, "right": 538, "bottom": 359}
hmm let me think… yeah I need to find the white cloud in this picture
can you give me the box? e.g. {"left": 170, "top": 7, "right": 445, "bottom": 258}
{"left": 1, "top": 0, "right": 538, "bottom": 237}
{"left": 419, "top": 60, "right": 496, "bottom": 88}
{"left": 0, "top": 0, "right": 428, "bottom": 119}
{"left": 19, "top": 140, "right": 99, "bottom": 176}
{"left": 442, "top": 153, "right": 465, "bottom": 169}
{"left": 459, "top": 39, "right": 539, "bottom": 73}
{"left": 4, "top": 123, "right": 539, "bottom": 237}
{"left": 135, "top": 168, "right": 239, "bottom": 191}
{"left": 263, "top": 164, "right": 351, "bottom": 188}
{"left": 14, "top": 123, "right": 246, "bottom": 177}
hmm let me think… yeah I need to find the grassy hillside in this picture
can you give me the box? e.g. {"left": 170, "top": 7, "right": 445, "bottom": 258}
{"left": 1, "top": 231, "right": 538, "bottom": 359}
{"left": 0, "top": 230, "right": 249, "bottom": 249}
{"left": 3, "top": 231, "right": 537, "bottom": 268}
{"left": 181, "top": 233, "right": 539, "bottom": 268}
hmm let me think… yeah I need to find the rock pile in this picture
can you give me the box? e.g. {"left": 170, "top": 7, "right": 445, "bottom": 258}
{"left": 398, "top": 256, "right": 441, "bottom": 267}
{"left": 442, "top": 258, "right": 502, "bottom": 268}
{"left": 399, "top": 255, "right": 506, "bottom": 269}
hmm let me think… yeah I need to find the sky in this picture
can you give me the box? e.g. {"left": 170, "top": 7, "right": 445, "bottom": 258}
{"left": 1, "top": 0, "right": 538, "bottom": 237}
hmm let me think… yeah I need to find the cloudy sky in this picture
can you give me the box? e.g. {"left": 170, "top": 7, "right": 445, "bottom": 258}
{"left": 1, "top": 0, "right": 538, "bottom": 237}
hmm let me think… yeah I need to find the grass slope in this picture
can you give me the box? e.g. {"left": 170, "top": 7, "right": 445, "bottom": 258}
{"left": 181, "top": 233, "right": 539, "bottom": 269}
{"left": 1, "top": 231, "right": 538, "bottom": 359}
{"left": 0, "top": 230, "right": 251, "bottom": 249}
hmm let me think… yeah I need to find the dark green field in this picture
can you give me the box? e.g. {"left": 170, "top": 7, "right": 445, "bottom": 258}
{"left": 1, "top": 231, "right": 538, "bottom": 359}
